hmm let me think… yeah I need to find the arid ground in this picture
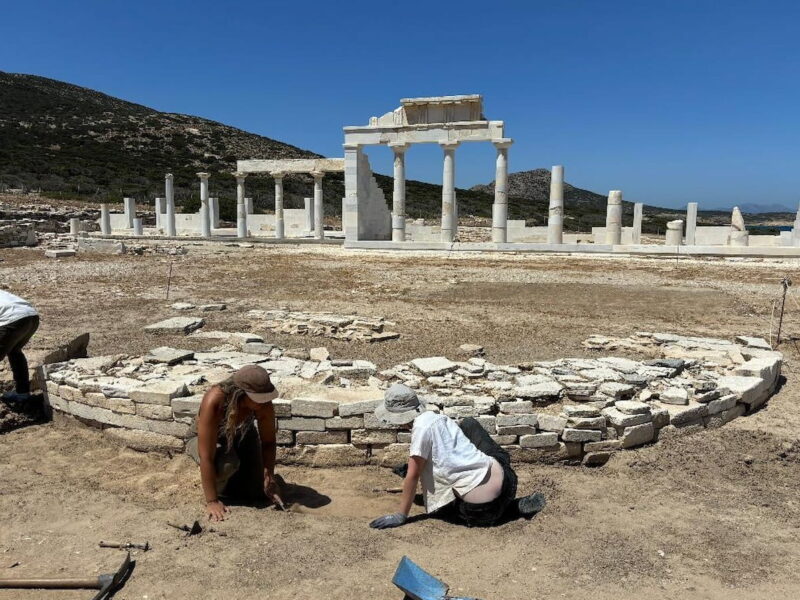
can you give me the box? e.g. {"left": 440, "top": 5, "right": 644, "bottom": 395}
{"left": 2, "top": 240, "right": 800, "bottom": 599}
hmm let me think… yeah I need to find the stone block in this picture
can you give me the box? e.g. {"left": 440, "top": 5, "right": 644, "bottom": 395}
{"left": 68, "top": 401, "right": 192, "bottom": 438}
{"left": 660, "top": 387, "right": 689, "bottom": 405}
{"left": 615, "top": 400, "right": 651, "bottom": 415}
{"left": 144, "top": 317, "right": 205, "bottom": 335}
{"left": 514, "top": 381, "right": 562, "bottom": 400}
{"left": 145, "top": 347, "right": 194, "bottom": 365}
{"left": 45, "top": 249, "right": 76, "bottom": 258}
{"left": 377, "top": 443, "right": 411, "bottom": 467}
{"left": 410, "top": 357, "right": 457, "bottom": 376}
{"left": 584, "top": 439, "right": 622, "bottom": 452}
{"left": 621, "top": 423, "right": 655, "bottom": 448}
{"left": 363, "top": 412, "right": 400, "bottom": 430}
{"left": 325, "top": 416, "right": 364, "bottom": 430}
{"left": 135, "top": 403, "right": 174, "bottom": 420}
{"left": 397, "top": 432, "right": 412, "bottom": 443}
{"left": 291, "top": 398, "right": 338, "bottom": 418}
{"left": 496, "top": 425, "right": 537, "bottom": 436}
{"left": 562, "top": 405, "right": 601, "bottom": 418}
{"left": 716, "top": 375, "right": 771, "bottom": 409}
{"left": 351, "top": 429, "right": 397, "bottom": 444}
{"left": 537, "top": 414, "right": 568, "bottom": 433}
{"left": 490, "top": 434, "right": 518, "bottom": 445}
{"left": 305, "top": 444, "right": 369, "bottom": 467}
{"left": 651, "top": 407, "right": 670, "bottom": 429}
{"left": 566, "top": 416, "right": 606, "bottom": 430}
{"left": 564, "top": 442, "right": 584, "bottom": 458}
{"left": 439, "top": 396, "right": 475, "bottom": 407}
{"left": 601, "top": 407, "right": 652, "bottom": 428}
{"left": 130, "top": 380, "right": 188, "bottom": 405}
{"left": 296, "top": 431, "right": 349, "bottom": 445}
{"left": 496, "top": 414, "right": 538, "bottom": 427}
{"left": 562, "top": 428, "right": 602, "bottom": 443}
{"left": 599, "top": 382, "right": 635, "bottom": 399}
{"left": 241, "top": 342, "right": 275, "bottom": 355}
{"left": 200, "top": 303, "right": 227, "bottom": 311}
{"left": 499, "top": 401, "right": 534, "bottom": 414}
{"left": 273, "top": 399, "right": 292, "bottom": 417}
{"left": 58, "top": 385, "right": 83, "bottom": 401}
{"left": 520, "top": 432, "right": 559, "bottom": 448}
{"left": 277, "top": 430, "right": 294, "bottom": 445}
{"left": 668, "top": 403, "right": 708, "bottom": 426}
{"left": 735, "top": 336, "right": 772, "bottom": 350}
{"left": 475, "top": 415, "right": 497, "bottom": 434}
{"left": 338, "top": 398, "right": 381, "bottom": 417}
{"left": 170, "top": 395, "right": 202, "bottom": 418}
{"left": 444, "top": 405, "right": 478, "bottom": 419}
{"left": 84, "top": 393, "right": 136, "bottom": 414}
{"left": 706, "top": 394, "right": 738, "bottom": 415}
{"left": 278, "top": 417, "right": 325, "bottom": 432}
{"left": 505, "top": 443, "right": 570, "bottom": 464}
{"left": 657, "top": 423, "right": 704, "bottom": 441}
{"left": 582, "top": 451, "right": 612, "bottom": 467}
{"left": 309, "top": 347, "right": 330, "bottom": 361}
{"left": 721, "top": 403, "right": 746, "bottom": 424}
{"left": 103, "top": 428, "right": 184, "bottom": 453}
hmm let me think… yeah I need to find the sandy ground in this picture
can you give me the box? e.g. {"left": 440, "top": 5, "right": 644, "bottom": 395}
{"left": 2, "top": 241, "right": 800, "bottom": 599}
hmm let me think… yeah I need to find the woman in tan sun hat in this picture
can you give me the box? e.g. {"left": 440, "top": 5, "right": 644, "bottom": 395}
{"left": 187, "top": 365, "right": 282, "bottom": 521}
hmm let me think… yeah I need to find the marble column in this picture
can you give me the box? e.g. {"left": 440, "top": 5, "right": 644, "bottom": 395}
{"left": 605, "top": 190, "right": 623, "bottom": 245}
{"left": 236, "top": 173, "right": 248, "bottom": 238}
{"left": 100, "top": 204, "right": 111, "bottom": 235}
{"left": 389, "top": 142, "right": 409, "bottom": 242}
{"left": 209, "top": 197, "right": 220, "bottom": 229}
{"left": 492, "top": 139, "right": 513, "bottom": 243}
{"left": 304, "top": 197, "right": 314, "bottom": 234}
{"left": 123, "top": 197, "right": 135, "bottom": 229}
{"left": 793, "top": 203, "right": 800, "bottom": 246}
{"left": 311, "top": 171, "right": 325, "bottom": 240}
{"left": 133, "top": 218, "right": 143, "bottom": 236}
{"left": 440, "top": 141, "right": 460, "bottom": 242}
{"left": 165, "top": 173, "right": 176, "bottom": 237}
{"left": 273, "top": 172, "right": 285, "bottom": 239}
{"left": 685, "top": 202, "right": 698, "bottom": 246}
{"left": 632, "top": 202, "right": 643, "bottom": 244}
{"left": 197, "top": 172, "right": 211, "bottom": 238}
{"left": 69, "top": 218, "right": 80, "bottom": 235}
{"left": 665, "top": 220, "right": 683, "bottom": 246}
{"left": 245, "top": 197, "right": 254, "bottom": 215}
{"left": 155, "top": 197, "right": 164, "bottom": 229}
{"left": 547, "top": 164, "right": 564, "bottom": 245}
{"left": 729, "top": 206, "right": 749, "bottom": 246}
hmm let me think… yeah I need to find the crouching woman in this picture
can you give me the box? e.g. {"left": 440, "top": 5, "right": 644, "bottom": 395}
{"left": 187, "top": 365, "right": 283, "bottom": 521}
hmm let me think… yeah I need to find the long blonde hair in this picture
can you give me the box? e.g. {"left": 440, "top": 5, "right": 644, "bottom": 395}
{"left": 217, "top": 377, "right": 249, "bottom": 451}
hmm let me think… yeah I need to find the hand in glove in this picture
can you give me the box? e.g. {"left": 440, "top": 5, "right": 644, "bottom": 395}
{"left": 369, "top": 512, "right": 408, "bottom": 529}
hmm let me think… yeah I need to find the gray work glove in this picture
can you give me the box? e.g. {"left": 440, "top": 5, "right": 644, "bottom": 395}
{"left": 369, "top": 512, "right": 408, "bottom": 529}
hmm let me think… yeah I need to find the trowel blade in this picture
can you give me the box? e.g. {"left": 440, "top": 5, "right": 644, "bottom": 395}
{"left": 392, "top": 556, "right": 449, "bottom": 600}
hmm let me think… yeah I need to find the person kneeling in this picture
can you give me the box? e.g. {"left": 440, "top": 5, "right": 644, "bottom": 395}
{"left": 370, "top": 384, "right": 546, "bottom": 529}
{"left": 187, "top": 365, "right": 283, "bottom": 521}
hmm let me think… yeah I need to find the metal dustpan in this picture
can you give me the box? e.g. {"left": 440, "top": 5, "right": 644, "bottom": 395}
{"left": 392, "top": 556, "right": 483, "bottom": 600}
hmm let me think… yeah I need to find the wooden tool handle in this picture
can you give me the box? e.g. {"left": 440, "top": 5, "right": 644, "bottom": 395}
{"left": 0, "top": 577, "right": 100, "bottom": 589}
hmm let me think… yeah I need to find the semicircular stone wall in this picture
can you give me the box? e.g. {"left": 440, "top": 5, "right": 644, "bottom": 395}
{"left": 42, "top": 332, "right": 782, "bottom": 467}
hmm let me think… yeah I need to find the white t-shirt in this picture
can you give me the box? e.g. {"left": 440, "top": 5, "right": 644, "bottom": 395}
{"left": 409, "top": 411, "right": 492, "bottom": 513}
{"left": 0, "top": 291, "right": 38, "bottom": 328}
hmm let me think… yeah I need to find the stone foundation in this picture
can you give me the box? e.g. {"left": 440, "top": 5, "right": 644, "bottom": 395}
{"left": 41, "top": 332, "right": 781, "bottom": 465}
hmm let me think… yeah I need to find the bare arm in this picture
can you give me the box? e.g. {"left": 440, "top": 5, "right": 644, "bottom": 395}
{"left": 255, "top": 403, "right": 277, "bottom": 481}
{"left": 398, "top": 456, "right": 425, "bottom": 516}
{"left": 196, "top": 387, "right": 228, "bottom": 519}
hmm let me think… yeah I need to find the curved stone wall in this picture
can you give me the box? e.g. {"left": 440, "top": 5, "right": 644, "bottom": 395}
{"left": 42, "top": 332, "right": 782, "bottom": 466}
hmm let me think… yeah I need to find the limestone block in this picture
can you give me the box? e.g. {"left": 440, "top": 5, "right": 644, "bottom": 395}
{"left": 667, "top": 403, "right": 708, "bottom": 426}
{"left": 475, "top": 415, "right": 497, "bottom": 434}
{"left": 567, "top": 416, "right": 606, "bottom": 430}
{"left": 332, "top": 361, "right": 378, "bottom": 379}
{"left": 537, "top": 414, "right": 568, "bottom": 433}
{"left": 103, "top": 428, "right": 184, "bottom": 453}
{"left": 397, "top": 432, "right": 412, "bottom": 443}
{"left": 583, "top": 439, "right": 622, "bottom": 452}
{"left": 77, "top": 377, "right": 142, "bottom": 398}
{"left": 579, "top": 368, "right": 623, "bottom": 382}
{"left": 58, "top": 385, "right": 83, "bottom": 401}
{"left": 499, "top": 401, "right": 534, "bottom": 414}
{"left": 171, "top": 395, "right": 203, "bottom": 418}
{"left": 660, "top": 387, "right": 689, "bottom": 405}
{"left": 598, "top": 357, "right": 641, "bottom": 373}
{"left": 735, "top": 336, "right": 772, "bottom": 350}
{"left": 309, "top": 347, "right": 330, "bottom": 361}
{"left": 601, "top": 407, "right": 652, "bottom": 428}
{"left": 297, "top": 431, "right": 349, "bottom": 445}
{"left": 695, "top": 389, "right": 721, "bottom": 404}
{"left": 733, "top": 357, "right": 781, "bottom": 387}
{"left": 562, "top": 382, "right": 598, "bottom": 401}
{"left": 505, "top": 443, "right": 570, "bottom": 464}
{"left": 277, "top": 430, "right": 294, "bottom": 445}
{"left": 171, "top": 302, "right": 196, "bottom": 311}
{"left": 496, "top": 414, "right": 538, "bottom": 427}
{"left": 520, "top": 432, "right": 559, "bottom": 448}
{"left": 620, "top": 423, "right": 655, "bottom": 448}
{"left": 657, "top": 423, "right": 704, "bottom": 441}
{"left": 514, "top": 381, "right": 562, "bottom": 400}
{"left": 304, "top": 444, "right": 369, "bottom": 467}
{"left": 721, "top": 403, "right": 746, "bottom": 424}
{"left": 716, "top": 375, "right": 771, "bottom": 408}
{"left": 130, "top": 380, "right": 188, "bottom": 405}
{"left": 439, "top": 396, "right": 475, "bottom": 407}
{"left": 615, "top": 400, "right": 651, "bottom": 415}
{"left": 325, "top": 416, "right": 364, "bottom": 430}
{"left": 515, "top": 374, "right": 554, "bottom": 386}
{"left": 490, "top": 434, "right": 518, "bottom": 445}
{"left": 277, "top": 417, "right": 325, "bottom": 432}
{"left": 562, "top": 428, "right": 602, "bottom": 443}
{"left": 651, "top": 407, "right": 670, "bottom": 429}
{"left": 351, "top": 429, "right": 397, "bottom": 445}
{"left": 497, "top": 425, "right": 537, "bottom": 436}
{"left": 377, "top": 443, "right": 411, "bottom": 467}
{"left": 273, "top": 399, "right": 292, "bottom": 417}
{"left": 410, "top": 357, "right": 457, "bottom": 376}
{"left": 145, "top": 347, "right": 195, "bottom": 365}
{"left": 241, "top": 342, "right": 275, "bottom": 355}
{"left": 582, "top": 452, "right": 612, "bottom": 467}
{"left": 136, "top": 403, "right": 174, "bottom": 420}
{"left": 84, "top": 393, "right": 136, "bottom": 414}
{"left": 706, "top": 394, "right": 738, "bottom": 415}
{"left": 68, "top": 401, "right": 192, "bottom": 438}
{"left": 291, "top": 398, "right": 338, "bottom": 418}
{"left": 562, "top": 405, "right": 601, "bottom": 418}
{"left": 144, "top": 317, "right": 205, "bottom": 335}
{"left": 200, "top": 303, "right": 227, "bottom": 312}
{"left": 363, "top": 412, "right": 401, "bottom": 430}
{"left": 599, "top": 382, "right": 635, "bottom": 399}
{"left": 45, "top": 249, "right": 76, "bottom": 258}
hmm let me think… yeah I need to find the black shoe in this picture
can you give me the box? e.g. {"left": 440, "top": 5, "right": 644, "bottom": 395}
{"left": 517, "top": 492, "right": 546, "bottom": 517}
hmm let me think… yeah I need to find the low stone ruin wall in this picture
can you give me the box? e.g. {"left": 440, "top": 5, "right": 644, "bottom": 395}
{"left": 246, "top": 310, "right": 400, "bottom": 343}
{"left": 0, "top": 222, "right": 36, "bottom": 247}
{"left": 41, "top": 332, "right": 782, "bottom": 466}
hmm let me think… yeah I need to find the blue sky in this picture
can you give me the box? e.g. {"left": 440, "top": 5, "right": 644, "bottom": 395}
{"left": 2, "top": 0, "right": 799, "bottom": 209}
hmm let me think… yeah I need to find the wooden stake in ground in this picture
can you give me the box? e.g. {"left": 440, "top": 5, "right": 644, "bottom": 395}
{"left": 776, "top": 276, "right": 792, "bottom": 346}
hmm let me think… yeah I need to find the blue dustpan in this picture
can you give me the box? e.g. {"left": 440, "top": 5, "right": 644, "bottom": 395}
{"left": 392, "top": 556, "right": 483, "bottom": 600}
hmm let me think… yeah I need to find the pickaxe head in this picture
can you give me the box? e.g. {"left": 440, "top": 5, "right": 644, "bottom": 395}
{"left": 91, "top": 551, "right": 133, "bottom": 600}
{"left": 391, "top": 556, "right": 483, "bottom": 600}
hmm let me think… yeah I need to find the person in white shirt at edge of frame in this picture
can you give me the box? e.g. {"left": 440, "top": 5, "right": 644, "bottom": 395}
{"left": 369, "top": 383, "right": 546, "bottom": 529}
{"left": 0, "top": 290, "right": 40, "bottom": 402}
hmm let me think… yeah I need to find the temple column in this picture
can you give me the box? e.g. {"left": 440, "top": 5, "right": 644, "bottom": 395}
{"left": 632, "top": 202, "right": 643, "bottom": 244}
{"left": 440, "top": 141, "right": 459, "bottom": 242}
{"left": 491, "top": 139, "right": 513, "bottom": 243}
{"left": 547, "top": 164, "right": 564, "bottom": 244}
{"left": 665, "top": 220, "right": 683, "bottom": 246}
{"left": 209, "top": 197, "right": 220, "bottom": 229}
{"left": 389, "top": 142, "right": 409, "bottom": 242}
{"left": 273, "top": 172, "right": 285, "bottom": 239}
{"left": 311, "top": 171, "right": 325, "bottom": 240}
{"left": 197, "top": 172, "right": 211, "bottom": 238}
{"left": 605, "top": 190, "right": 623, "bottom": 245}
{"left": 100, "top": 204, "right": 111, "bottom": 235}
{"left": 123, "top": 197, "right": 135, "bottom": 229}
{"left": 133, "top": 218, "right": 143, "bottom": 236}
{"left": 685, "top": 202, "right": 698, "bottom": 245}
{"left": 245, "top": 197, "right": 253, "bottom": 215}
{"left": 69, "top": 218, "right": 80, "bottom": 236}
{"left": 236, "top": 173, "right": 248, "bottom": 238}
{"left": 165, "top": 173, "right": 176, "bottom": 237}
{"left": 155, "top": 197, "right": 164, "bottom": 230}
{"left": 304, "top": 197, "right": 314, "bottom": 234}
